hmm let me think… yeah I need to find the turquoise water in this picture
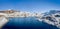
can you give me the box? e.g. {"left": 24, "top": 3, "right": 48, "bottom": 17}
{"left": 3, "top": 17, "right": 59, "bottom": 29}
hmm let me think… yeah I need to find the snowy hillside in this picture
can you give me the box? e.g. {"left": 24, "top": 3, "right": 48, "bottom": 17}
{"left": 38, "top": 10, "right": 60, "bottom": 28}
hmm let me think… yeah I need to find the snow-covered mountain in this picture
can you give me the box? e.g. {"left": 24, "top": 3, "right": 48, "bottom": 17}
{"left": 38, "top": 10, "right": 60, "bottom": 28}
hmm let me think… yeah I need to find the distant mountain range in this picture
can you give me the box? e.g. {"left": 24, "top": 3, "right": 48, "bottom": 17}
{"left": 44, "top": 10, "right": 60, "bottom": 15}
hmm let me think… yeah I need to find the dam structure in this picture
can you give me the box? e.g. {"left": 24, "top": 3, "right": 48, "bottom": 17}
{"left": 0, "top": 9, "right": 60, "bottom": 29}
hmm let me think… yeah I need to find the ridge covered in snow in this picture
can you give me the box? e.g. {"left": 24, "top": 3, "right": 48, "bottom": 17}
{"left": 38, "top": 10, "right": 60, "bottom": 28}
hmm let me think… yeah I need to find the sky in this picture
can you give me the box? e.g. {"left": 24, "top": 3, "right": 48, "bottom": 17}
{"left": 0, "top": 0, "right": 60, "bottom": 13}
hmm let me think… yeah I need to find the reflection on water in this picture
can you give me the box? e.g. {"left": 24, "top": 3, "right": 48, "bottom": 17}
{"left": 2, "top": 17, "right": 58, "bottom": 29}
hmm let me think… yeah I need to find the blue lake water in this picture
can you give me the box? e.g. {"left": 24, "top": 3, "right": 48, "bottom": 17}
{"left": 2, "top": 17, "right": 59, "bottom": 29}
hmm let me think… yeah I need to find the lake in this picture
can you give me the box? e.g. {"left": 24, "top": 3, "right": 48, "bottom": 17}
{"left": 2, "top": 17, "right": 59, "bottom": 29}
